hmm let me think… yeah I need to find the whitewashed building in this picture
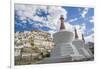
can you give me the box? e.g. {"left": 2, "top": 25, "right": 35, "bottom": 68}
{"left": 14, "top": 30, "right": 53, "bottom": 58}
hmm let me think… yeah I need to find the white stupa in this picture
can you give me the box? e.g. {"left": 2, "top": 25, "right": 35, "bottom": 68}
{"left": 40, "top": 15, "right": 93, "bottom": 63}
{"left": 51, "top": 15, "right": 84, "bottom": 60}
{"left": 72, "top": 32, "right": 93, "bottom": 59}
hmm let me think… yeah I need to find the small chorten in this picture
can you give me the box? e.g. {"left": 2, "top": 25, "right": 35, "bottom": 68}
{"left": 74, "top": 28, "right": 79, "bottom": 39}
{"left": 82, "top": 34, "right": 85, "bottom": 42}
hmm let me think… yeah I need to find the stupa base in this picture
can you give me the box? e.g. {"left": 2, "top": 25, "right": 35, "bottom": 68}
{"left": 38, "top": 54, "right": 89, "bottom": 64}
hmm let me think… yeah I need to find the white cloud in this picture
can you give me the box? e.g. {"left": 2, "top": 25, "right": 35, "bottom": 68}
{"left": 89, "top": 19, "right": 93, "bottom": 23}
{"left": 85, "top": 34, "right": 94, "bottom": 42}
{"left": 64, "top": 22, "right": 74, "bottom": 32}
{"left": 46, "top": 6, "right": 67, "bottom": 30}
{"left": 68, "top": 18, "right": 78, "bottom": 22}
{"left": 81, "top": 8, "right": 89, "bottom": 18}
{"left": 80, "top": 24, "right": 86, "bottom": 33}
{"left": 15, "top": 4, "right": 67, "bottom": 31}
{"left": 48, "top": 30, "right": 56, "bottom": 35}
{"left": 89, "top": 16, "right": 94, "bottom": 23}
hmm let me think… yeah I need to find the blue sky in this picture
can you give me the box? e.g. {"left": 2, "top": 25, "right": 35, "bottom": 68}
{"left": 62, "top": 6, "right": 94, "bottom": 36}
{"left": 14, "top": 4, "right": 94, "bottom": 42}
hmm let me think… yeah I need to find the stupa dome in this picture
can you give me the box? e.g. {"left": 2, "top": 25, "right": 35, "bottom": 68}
{"left": 53, "top": 31, "right": 74, "bottom": 44}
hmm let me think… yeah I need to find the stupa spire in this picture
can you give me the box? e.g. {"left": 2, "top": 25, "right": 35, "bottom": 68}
{"left": 82, "top": 34, "right": 85, "bottom": 42}
{"left": 74, "top": 28, "right": 78, "bottom": 39}
{"left": 60, "top": 15, "right": 66, "bottom": 30}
